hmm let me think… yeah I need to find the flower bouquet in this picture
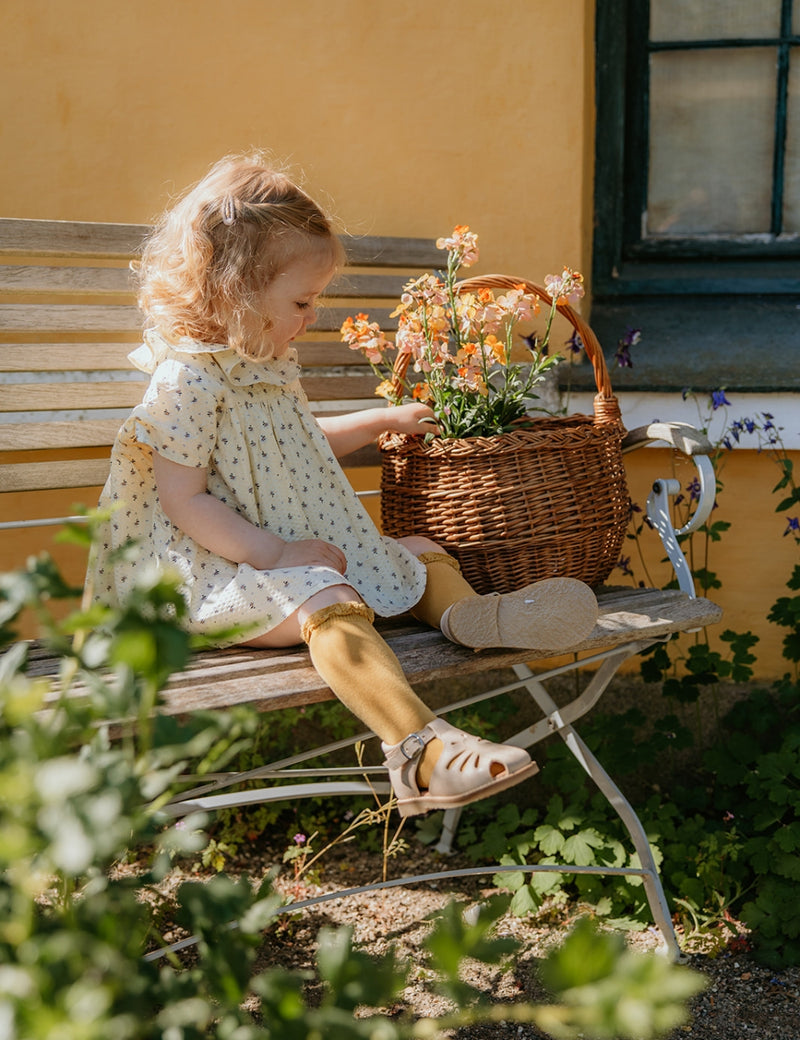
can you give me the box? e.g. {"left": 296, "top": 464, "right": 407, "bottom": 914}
{"left": 341, "top": 226, "right": 584, "bottom": 439}
{"left": 341, "top": 227, "right": 630, "bottom": 594}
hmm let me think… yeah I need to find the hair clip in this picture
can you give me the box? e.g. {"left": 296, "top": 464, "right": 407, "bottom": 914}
{"left": 221, "top": 196, "right": 237, "bottom": 226}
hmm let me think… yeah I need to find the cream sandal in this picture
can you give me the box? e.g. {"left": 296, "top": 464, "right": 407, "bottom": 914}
{"left": 382, "top": 717, "right": 539, "bottom": 818}
{"left": 441, "top": 576, "right": 599, "bottom": 651}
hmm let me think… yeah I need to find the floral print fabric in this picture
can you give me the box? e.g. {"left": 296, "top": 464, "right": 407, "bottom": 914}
{"left": 88, "top": 332, "right": 426, "bottom": 646}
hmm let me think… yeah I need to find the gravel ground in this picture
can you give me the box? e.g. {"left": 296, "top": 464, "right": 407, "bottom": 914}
{"left": 260, "top": 849, "right": 800, "bottom": 1040}
{"left": 145, "top": 839, "right": 799, "bottom": 1040}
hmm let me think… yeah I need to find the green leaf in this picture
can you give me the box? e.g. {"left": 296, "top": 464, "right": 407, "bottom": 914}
{"left": 510, "top": 884, "right": 541, "bottom": 915}
{"left": 316, "top": 926, "right": 406, "bottom": 1012}
{"left": 562, "top": 828, "right": 605, "bottom": 866}
{"left": 534, "top": 823, "right": 565, "bottom": 856}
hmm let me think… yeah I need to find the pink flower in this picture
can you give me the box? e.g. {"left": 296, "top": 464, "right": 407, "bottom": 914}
{"left": 544, "top": 267, "right": 585, "bottom": 305}
{"left": 436, "top": 224, "right": 479, "bottom": 268}
{"left": 340, "top": 313, "right": 393, "bottom": 363}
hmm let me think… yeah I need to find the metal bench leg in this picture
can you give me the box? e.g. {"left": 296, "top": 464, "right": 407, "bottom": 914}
{"left": 511, "top": 663, "right": 682, "bottom": 960}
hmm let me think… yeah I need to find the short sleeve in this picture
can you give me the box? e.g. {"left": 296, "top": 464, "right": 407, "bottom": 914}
{"left": 132, "top": 358, "right": 221, "bottom": 468}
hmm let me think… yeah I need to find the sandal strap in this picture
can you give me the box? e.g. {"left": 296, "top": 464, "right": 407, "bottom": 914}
{"left": 382, "top": 726, "right": 435, "bottom": 770}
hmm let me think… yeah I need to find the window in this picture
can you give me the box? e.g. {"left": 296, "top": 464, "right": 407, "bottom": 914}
{"left": 589, "top": 0, "right": 800, "bottom": 392}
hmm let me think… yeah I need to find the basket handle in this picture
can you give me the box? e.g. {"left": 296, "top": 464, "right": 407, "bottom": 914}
{"left": 389, "top": 273, "right": 620, "bottom": 425}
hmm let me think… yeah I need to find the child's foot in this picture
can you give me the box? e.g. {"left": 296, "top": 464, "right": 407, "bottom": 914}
{"left": 440, "top": 577, "right": 598, "bottom": 651}
{"left": 382, "top": 717, "right": 539, "bottom": 818}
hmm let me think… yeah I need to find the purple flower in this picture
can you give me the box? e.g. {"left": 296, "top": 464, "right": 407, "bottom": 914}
{"left": 785, "top": 517, "right": 800, "bottom": 537}
{"left": 293, "top": 833, "right": 306, "bottom": 846}
{"left": 616, "top": 555, "right": 634, "bottom": 577}
{"left": 686, "top": 477, "right": 702, "bottom": 502}
{"left": 614, "top": 326, "right": 640, "bottom": 368}
{"left": 711, "top": 389, "right": 731, "bottom": 410}
{"left": 564, "top": 330, "right": 583, "bottom": 356}
{"left": 521, "top": 330, "right": 543, "bottom": 355}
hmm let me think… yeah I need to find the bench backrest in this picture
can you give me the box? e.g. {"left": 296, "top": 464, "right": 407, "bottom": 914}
{"left": 0, "top": 218, "right": 441, "bottom": 520}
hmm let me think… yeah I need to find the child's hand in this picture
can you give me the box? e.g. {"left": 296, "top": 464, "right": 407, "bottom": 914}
{"left": 384, "top": 402, "right": 440, "bottom": 437}
{"left": 269, "top": 538, "right": 348, "bottom": 574}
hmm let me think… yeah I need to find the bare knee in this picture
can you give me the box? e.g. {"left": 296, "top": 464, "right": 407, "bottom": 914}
{"left": 397, "top": 535, "right": 444, "bottom": 557}
{"left": 241, "top": 584, "right": 363, "bottom": 649}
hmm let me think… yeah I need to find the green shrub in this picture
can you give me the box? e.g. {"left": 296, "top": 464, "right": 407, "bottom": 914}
{"left": 0, "top": 546, "right": 702, "bottom": 1038}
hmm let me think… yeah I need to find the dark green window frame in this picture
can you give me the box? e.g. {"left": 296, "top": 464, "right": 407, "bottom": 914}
{"left": 587, "top": 1, "right": 800, "bottom": 393}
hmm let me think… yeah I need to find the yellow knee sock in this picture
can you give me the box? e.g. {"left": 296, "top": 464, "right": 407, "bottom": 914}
{"left": 302, "top": 603, "right": 438, "bottom": 781}
{"left": 409, "top": 551, "right": 478, "bottom": 629}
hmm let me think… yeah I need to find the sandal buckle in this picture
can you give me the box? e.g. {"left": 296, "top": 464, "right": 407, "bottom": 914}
{"left": 399, "top": 732, "right": 426, "bottom": 761}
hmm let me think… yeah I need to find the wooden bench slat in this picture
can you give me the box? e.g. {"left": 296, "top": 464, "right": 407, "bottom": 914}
{"left": 0, "top": 270, "right": 414, "bottom": 301}
{"left": 0, "top": 303, "right": 143, "bottom": 333}
{"left": 342, "top": 236, "right": 443, "bottom": 268}
{"left": 0, "top": 382, "right": 146, "bottom": 412}
{"left": 296, "top": 342, "right": 378, "bottom": 367}
{"left": 0, "top": 447, "right": 379, "bottom": 495}
{"left": 0, "top": 264, "right": 133, "bottom": 295}
{"left": 0, "top": 219, "right": 149, "bottom": 258}
{"left": 0, "top": 303, "right": 395, "bottom": 335}
{"left": 1, "top": 376, "right": 382, "bottom": 414}
{"left": 0, "top": 220, "right": 443, "bottom": 269}
{"left": 324, "top": 272, "right": 418, "bottom": 299}
{"left": 0, "top": 457, "right": 110, "bottom": 493}
{"left": 0, "top": 344, "right": 137, "bottom": 372}
{"left": 0, "top": 419, "right": 123, "bottom": 452}
{"left": 0, "top": 342, "right": 373, "bottom": 374}
{"left": 300, "top": 373, "right": 381, "bottom": 402}
{"left": 305, "top": 305, "right": 396, "bottom": 333}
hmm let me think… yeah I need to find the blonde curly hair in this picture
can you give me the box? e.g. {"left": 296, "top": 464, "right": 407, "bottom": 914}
{"left": 136, "top": 154, "right": 345, "bottom": 358}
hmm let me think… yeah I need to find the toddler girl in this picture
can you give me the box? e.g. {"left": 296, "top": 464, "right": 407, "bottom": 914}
{"left": 88, "top": 153, "right": 599, "bottom": 817}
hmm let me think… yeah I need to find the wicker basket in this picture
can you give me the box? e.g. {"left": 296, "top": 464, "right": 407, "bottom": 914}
{"left": 378, "top": 274, "right": 630, "bottom": 594}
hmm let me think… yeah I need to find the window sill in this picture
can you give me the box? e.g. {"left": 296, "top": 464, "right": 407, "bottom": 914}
{"left": 569, "top": 295, "right": 800, "bottom": 394}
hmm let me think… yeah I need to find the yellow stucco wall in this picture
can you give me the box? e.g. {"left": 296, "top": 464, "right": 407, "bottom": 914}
{"left": 1, "top": 0, "right": 595, "bottom": 282}
{"left": 2, "top": 1, "right": 795, "bottom": 679}
{"left": 622, "top": 447, "right": 798, "bottom": 681}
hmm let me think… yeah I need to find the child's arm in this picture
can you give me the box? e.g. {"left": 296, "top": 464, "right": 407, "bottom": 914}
{"left": 151, "top": 451, "right": 348, "bottom": 573}
{"left": 318, "top": 402, "right": 439, "bottom": 458}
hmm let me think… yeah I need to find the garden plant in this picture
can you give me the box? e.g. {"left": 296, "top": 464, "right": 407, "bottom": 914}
{"left": 0, "top": 523, "right": 703, "bottom": 1038}
{"left": 450, "top": 388, "right": 800, "bottom": 969}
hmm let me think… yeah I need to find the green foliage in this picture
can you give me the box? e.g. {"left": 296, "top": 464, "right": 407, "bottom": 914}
{"left": 455, "top": 394, "right": 800, "bottom": 969}
{"left": 768, "top": 564, "right": 800, "bottom": 664}
{"left": 537, "top": 917, "right": 704, "bottom": 1040}
{"left": 0, "top": 548, "right": 700, "bottom": 1039}
{"left": 438, "top": 395, "right": 800, "bottom": 976}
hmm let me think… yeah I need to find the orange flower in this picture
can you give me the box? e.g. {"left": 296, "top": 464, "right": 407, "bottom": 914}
{"left": 436, "top": 225, "right": 479, "bottom": 267}
{"left": 484, "top": 334, "right": 506, "bottom": 365}
{"left": 341, "top": 225, "right": 572, "bottom": 438}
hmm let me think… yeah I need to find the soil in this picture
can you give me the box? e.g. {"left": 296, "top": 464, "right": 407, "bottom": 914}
{"left": 142, "top": 836, "right": 800, "bottom": 1040}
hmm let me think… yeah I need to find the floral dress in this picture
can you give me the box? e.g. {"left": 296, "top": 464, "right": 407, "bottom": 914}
{"left": 87, "top": 332, "right": 426, "bottom": 646}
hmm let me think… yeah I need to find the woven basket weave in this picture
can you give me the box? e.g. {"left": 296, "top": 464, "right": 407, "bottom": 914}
{"left": 378, "top": 274, "right": 630, "bottom": 595}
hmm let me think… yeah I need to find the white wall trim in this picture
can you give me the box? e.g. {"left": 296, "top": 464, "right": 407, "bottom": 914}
{"left": 566, "top": 391, "right": 800, "bottom": 451}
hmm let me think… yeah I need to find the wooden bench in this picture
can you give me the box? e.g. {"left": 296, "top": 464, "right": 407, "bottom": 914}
{"left": 0, "top": 217, "right": 723, "bottom": 959}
